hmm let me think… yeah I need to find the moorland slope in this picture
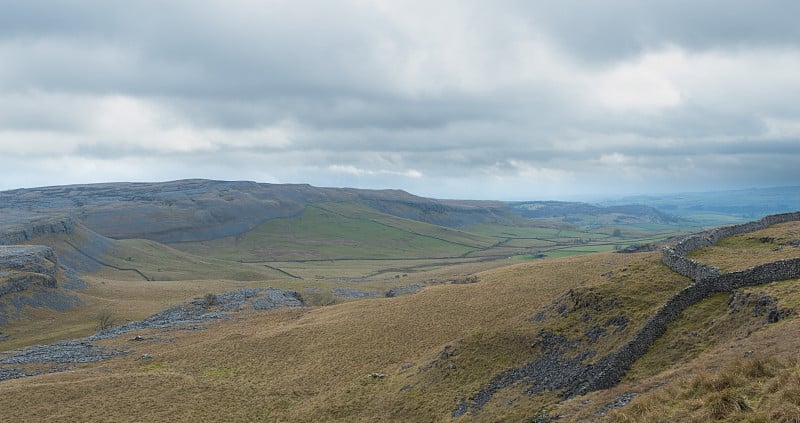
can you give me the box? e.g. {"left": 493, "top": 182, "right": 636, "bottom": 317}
{"left": 0, "top": 180, "right": 682, "bottom": 339}
{"left": 0, "top": 213, "right": 798, "bottom": 421}
{"left": 2, "top": 180, "right": 798, "bottom": 421}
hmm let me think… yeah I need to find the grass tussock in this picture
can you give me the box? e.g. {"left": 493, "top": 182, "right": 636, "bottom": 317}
{"left": 603, "top": 355, "right": 800, "bottom": 422}
{"left": 551, "top": 264, "right": 799, "bottom": 423}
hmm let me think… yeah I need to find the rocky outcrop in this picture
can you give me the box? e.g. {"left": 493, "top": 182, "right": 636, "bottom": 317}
{"left": 0, "top": 216, "right": 74, "bottom": 246}
{"left": 87, "top": 287, "right": 304, "bottom": 341}
{"left": 0, "top": 245, "right": 84, "bottom": 325}
{"left": 0, "top": 287, "right": 304, "bottom": 381}
{"left": 0, "top": 246, "right": 59, "bottom": 298}
{"left": 0, "top": 245, "right": 58, "bottom": 274}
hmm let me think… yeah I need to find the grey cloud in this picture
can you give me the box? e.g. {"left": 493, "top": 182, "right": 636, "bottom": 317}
{"left": 0, "top": 1, "right": 799, "bottom": 199}
{"left": 515, "top": 0, "right": 800, "bottom": 62}
{"left": 0, "top": 1, "right": 387, "bottom": 99}
{"left": 168, "top": 93, "right": 516, "bottom": 131}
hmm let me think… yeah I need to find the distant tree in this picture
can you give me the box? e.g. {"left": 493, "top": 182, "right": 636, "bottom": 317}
{"left": 95, "top": 309, "right": 115, "bottom": 331}
{"left": 202, "top": 293, "right": 219, "bottom": 308}
{"left": 612, "top": 229, "right": 622, "bottom": 237}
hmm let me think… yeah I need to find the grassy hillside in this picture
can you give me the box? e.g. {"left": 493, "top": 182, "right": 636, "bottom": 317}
{"left": 12, "top": 183, "right": 792, "bottom": 421}
{"left": 1, "top": 218, "right": 513, "bottom": 351}
{"left": 170, "top": 204, "right": 481, "bottom": 261}
{"left": 0, "top": 180, "right": 517, "bottom": 242}
{"left": 19, "top": 221, "right": 290, "bottom": 282}
{"left": 558, "top": 277, "right": 800, "bottom": 422}
{"left": 316, "top": 203, "right": 499, "bottom": 248}
{"left": 170, "top": 202, "right": 683, "bottom": 278}
{"left": 0, "top": 252, "right": 626, "bottom": 421}
{"left": 3, "top": 218, "right": 799, "bottom": 421}
{"left": 0, "top": 200, "right": 688, "bottom": 363}
{"left": 687, "top": 220, "right": 800, "bottom": 272}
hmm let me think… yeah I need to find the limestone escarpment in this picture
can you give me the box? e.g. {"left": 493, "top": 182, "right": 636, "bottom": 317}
{"left": 0, "top": 215, "right": 74, "bottom": 246}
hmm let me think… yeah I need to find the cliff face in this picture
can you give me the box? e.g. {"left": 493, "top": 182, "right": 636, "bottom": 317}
{"left": 0, "top": 245, "right": 58, "bottom": 299}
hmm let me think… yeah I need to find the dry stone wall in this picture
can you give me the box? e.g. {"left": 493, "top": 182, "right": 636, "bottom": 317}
{"left": 663, "top": 211, "right": 800, "bottom": 281}
{"left": 585, "top": 212, "right": 800, "bottom": 394}
{"left": 709, "top": 258, "right": 800, "bottom": 291}
{"left": 660, "top": 251, "right": 719, "bottom": 282}
{"left": 523, "top": 212, "right": 800, "bottom": 399}
{"left": 454, "top": 212, "right": 800, "bottom": 415}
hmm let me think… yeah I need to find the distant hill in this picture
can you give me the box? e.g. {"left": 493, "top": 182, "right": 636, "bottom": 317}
{"left": 0, "top": 180, "right": 684, "bottom": 243}
{"left": 606, "top": 186, "right": 800, "bottom": 218}
{"left": 0, "top": 180, "right": 511, "bottom": 243}
{"left": 2, "top": 180, "right": 800, "bottom": 421}
{"left": 509, "top": 201, "right": 678, "bottom": 226}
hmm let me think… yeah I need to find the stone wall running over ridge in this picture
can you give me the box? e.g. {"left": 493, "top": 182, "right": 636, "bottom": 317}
{"left": 662, "top": 211, "right": 800, "bottom": 281}
{"left": 583, "top": 211, "right": 800, "bottom": 395}
{"left": 456, "top": 211, "right": 800, "bottom": 416}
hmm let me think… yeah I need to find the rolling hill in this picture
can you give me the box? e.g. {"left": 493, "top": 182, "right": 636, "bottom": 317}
{"left": 0, "top": 180, "right": 512, "bottom": 242}
{"left": 1, "top": 218, "right": 798, "bottom": 421}
{"left": 2, "top": 180, "right": 799, "bottom": 421}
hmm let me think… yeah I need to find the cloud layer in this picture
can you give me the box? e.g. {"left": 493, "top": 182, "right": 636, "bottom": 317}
{"left": 1, "top": 1, "right": 799, "bottom": 199}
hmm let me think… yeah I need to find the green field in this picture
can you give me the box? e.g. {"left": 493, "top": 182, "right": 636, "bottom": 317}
{"left": 315, "top": 203, "right": 499, "bottom": 248}
{"left": 170, "top": 205, "right": 480, "bottom": 261}
{"left": 18, "top": 200, "right": 688, "bottom": 293}
{"left": 164, "top": 202, "right": 687, "bottom": 282}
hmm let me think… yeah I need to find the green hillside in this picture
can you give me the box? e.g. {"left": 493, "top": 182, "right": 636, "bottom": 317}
{"left": 170, "top": 202, "right": 684, "bottom": 271}
{"left": 169, "top": 204, "right": 480, "bottom": 261}
{"left": 12, "top": 181, "right": 790, "bottom": 422}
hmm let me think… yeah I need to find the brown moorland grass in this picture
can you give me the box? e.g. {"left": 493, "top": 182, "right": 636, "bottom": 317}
{"left": 5, "top": 216, "right": 796, "bottom": 422}
{"left": 550, "top": 275, "right": 800, "bottom": 422}
{"left": 2, "top": 237, "right": 549, "bottom": 352}
{"left": 0, "top": 252, "right": 649, "bottom": 422}
{"left": 687, "top": 221, "right": 800, "bottom": 272}
{"left": 597, "top": 313, "right": 800, "bottom": 422}
{"left": 0, "top": 276, "right": 275, "bottom": 351}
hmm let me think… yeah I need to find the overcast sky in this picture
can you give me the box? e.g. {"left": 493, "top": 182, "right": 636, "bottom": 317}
{"left": 1, "top": 1, "right": 799, "bottom": 200}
